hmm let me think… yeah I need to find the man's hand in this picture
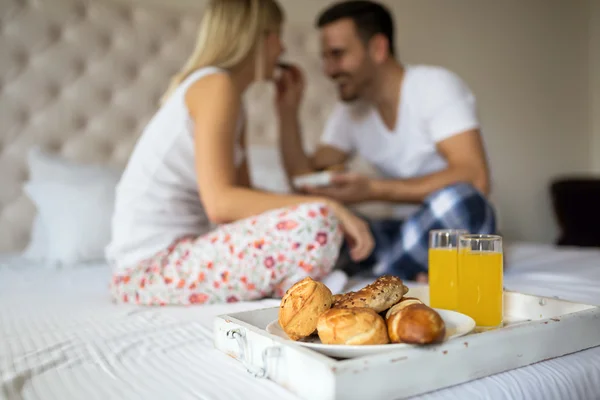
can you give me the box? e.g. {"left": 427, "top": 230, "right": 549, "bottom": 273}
{"left": 302, "top": 172, "right": 373, "bottom": 204}
{"left": 275, "top": 64, "right": 304, "bottom": 115}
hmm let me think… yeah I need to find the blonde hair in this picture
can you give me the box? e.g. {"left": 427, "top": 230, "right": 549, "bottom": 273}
{"left": 161, "top": 0, "right": 284, "bottom": 103}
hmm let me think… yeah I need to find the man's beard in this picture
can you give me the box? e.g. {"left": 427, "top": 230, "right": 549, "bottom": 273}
{"left": 332, "top": 73, "right": 368, "bottom": 102}
{"left": 339, "top": 86, "right": 359, "bottom": 102}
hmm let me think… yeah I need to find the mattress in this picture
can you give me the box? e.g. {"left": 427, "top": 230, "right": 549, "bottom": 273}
{"left": 1, "top": 243, "right": 600, "bottom": 400}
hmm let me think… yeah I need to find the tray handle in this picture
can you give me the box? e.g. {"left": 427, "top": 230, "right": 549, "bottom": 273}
{"left": 227, "top": 328, "right": 280, "bottom": 378}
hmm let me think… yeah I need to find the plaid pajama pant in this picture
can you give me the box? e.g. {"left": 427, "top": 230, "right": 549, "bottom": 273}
{"left": 341, "top": 183, "right": 497, "bottom": 281}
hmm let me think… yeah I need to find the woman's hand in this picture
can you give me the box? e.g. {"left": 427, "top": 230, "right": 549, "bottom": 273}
{"left": 275, "top": 64, "right": 304, "bottom": 115}
{"left": 328, "top": 202, "right": 375, "bottom": 262}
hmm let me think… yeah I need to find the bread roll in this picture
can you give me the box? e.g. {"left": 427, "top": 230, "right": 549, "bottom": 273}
{"left": 332, "top": 275, "right": 408, "bottom": 313}
{"left": 385, "top": 297, "right": 423, "bottom": 320}
{"left": 387, "top": 304, "right": 446, "bottom": 344}
{"left": 278, "top": 277, "right": 333, "bottom": 341}
{"left": 331, "top": 293, "right": 344, "bottom": 303}
{"left": 317, "top": 307, "right": 390, "bottom": 345}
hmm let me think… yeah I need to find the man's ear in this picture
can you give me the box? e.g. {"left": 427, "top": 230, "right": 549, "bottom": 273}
{"left": 368, "top": 34, "right": 390, "bottom": 64}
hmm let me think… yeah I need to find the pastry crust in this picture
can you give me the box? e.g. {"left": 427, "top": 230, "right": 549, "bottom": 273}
{"left": 278, "top": 277, "right": 333, "bottom": 341}
{"left": 317, "top": 307, "right": 390, "bottom": 345}
{"left": 387, "top": 304, "right": 446, "bottom": 344}
{"left": 332, "top": 275, "right": 408, "bottom": 313}
{"left": 277, "top": 276, "right": 445, "bottom": 348}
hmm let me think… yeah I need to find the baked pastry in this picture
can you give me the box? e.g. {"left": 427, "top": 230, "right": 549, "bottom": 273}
{"left": 317, "top": 307, "right": 390, "bottom": 345}
{"left": 332, "top": 275, "right": 408, "bottom": 313}
{"left": 278, "top": 277, "right": 333, "bottom": 341}
{"left": 387, "top": 304, "right": 446, "bottom": 344}
{"left": 385, "top": 297, "right": 424, "bottom": 320}
{"left": 332, "top": 293, "right": 344, "bottom": 303}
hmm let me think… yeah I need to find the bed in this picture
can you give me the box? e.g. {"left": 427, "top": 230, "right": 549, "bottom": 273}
{"left": 1, "top": 0, "right": 599, "bottom": 399}
{"left": 2, "top": 244, "right": 600, "bottom": 400}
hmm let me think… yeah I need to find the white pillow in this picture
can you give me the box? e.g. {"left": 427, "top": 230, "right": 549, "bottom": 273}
{"left": 23, "top": 216, "right": 48, "bottom": 261}
{"left": 22, "top": 147, "right": 121, "bottom": 266}
{"left": 26, "top": 146, "right": 119, "bottom": 181}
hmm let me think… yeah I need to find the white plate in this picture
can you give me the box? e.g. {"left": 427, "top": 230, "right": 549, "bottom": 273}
{"left": 292, "top": 171, "right": 333, "bottom": 188}
{"left": 266, "top": 308, "right": 476, "bottom": 359}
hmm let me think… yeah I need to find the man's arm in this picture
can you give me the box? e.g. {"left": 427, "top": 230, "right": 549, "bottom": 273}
{"left": 369, "top": 128, "right": 490, "bottom": 202}
{"left": 305, "top": 128, "right": 489, "bottom": 205}
{"left": 279, "top": 113, "right": 349, "bottom": 180}
{"left": 275, "top": 65, "right": 352, "bottom": 186}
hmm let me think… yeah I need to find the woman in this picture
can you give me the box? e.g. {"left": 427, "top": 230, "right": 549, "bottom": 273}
{"left": 107, "top": 0, "right": 374, "bottom": 306}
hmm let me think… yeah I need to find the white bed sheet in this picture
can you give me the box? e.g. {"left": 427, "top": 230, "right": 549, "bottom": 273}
{"left": 1, "top": 243, "right": 599, "bottom": 400}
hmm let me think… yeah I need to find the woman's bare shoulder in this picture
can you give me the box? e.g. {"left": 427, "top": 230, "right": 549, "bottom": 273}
{"left": 184, "top": 72, "right": 240, "bottom": 119}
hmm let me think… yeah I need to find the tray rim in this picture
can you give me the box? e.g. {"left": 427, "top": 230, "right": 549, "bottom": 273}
{"left": 215, "top": 288, "right": 600, "bottom": 367}
{"left": 217, "top": 309, "right": 340, "bottom": 367}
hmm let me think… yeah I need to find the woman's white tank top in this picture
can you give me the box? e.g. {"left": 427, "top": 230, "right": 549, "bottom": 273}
{"left": 105, "top": 67, "right": 245, "bottom": 271}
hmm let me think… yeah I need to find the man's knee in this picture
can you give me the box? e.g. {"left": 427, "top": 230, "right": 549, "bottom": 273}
{"left": 425, "top": 182, "right": 482, "bottom": 203}
{"left": 424, "top": 182, "right": 496, "bottom": 233}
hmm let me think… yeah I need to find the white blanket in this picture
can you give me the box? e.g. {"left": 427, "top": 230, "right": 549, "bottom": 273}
{"left": 1, "top": 242, "right": 600, "bottom": 400}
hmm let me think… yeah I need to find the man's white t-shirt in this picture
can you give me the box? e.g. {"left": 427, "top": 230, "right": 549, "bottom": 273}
{"left": 320, "top": 65, "right": 480, "bottom": 218}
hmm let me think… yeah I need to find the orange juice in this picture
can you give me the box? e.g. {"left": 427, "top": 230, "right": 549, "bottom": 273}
{"left": 428, "top": 248, "right": 458, "bottom": 310}
{"left": 457, "top": 249, "right": 503, "bottom": 328}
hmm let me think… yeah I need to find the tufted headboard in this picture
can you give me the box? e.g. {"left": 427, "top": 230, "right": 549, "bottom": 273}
{"left": 0, "top": 0, "right": 386, "bottom": 252}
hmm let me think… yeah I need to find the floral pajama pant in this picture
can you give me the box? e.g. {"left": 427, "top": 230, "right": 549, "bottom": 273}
{"left": 110, "top": 202, "right": 343, "bottom": 306}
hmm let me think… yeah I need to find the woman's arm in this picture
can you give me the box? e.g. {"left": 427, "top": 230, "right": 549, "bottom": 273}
{"left": 185, "top": 73, "right": 332, "bottom": 224}
{"left": 186, "top": 73, "right": 374, "bottom": 261}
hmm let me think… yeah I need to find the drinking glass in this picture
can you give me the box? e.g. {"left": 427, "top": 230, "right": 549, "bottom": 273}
{"left": 457, "top": 234, "right": 504, "bottom": 329}
{"left": 428, "top": 229, "right": 468, "bottom": 311}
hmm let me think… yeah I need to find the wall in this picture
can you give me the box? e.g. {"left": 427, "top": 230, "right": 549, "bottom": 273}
{"left": 591, "top": 0, "right": 600, "bottom": 173}
{"left": 389, "top": 0, "right": 591, "bottom": 243}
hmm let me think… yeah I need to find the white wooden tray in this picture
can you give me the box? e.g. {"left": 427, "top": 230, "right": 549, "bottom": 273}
{"left": 213, "top": 287, "right": 600, "bottom": 400}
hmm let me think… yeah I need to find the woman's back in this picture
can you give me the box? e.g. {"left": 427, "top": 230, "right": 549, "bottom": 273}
{"left": 106, "top": 67, "right": 244, "bottom": 271}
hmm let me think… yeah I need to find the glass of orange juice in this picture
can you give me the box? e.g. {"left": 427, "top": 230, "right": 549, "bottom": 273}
{"left": 457, "top": 234, "right": 504, "bottom": 329}
{"left": 428, "top": 229, "right": 468, "bottom": 311}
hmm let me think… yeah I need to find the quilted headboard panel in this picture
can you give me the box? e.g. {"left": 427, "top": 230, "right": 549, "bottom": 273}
{"left": 0, "top": 0, "right": 354, "bottom": 251}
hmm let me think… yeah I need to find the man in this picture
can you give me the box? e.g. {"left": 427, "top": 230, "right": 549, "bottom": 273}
{"left": 275, "top": 0, "right": 496, "bottom": 282}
